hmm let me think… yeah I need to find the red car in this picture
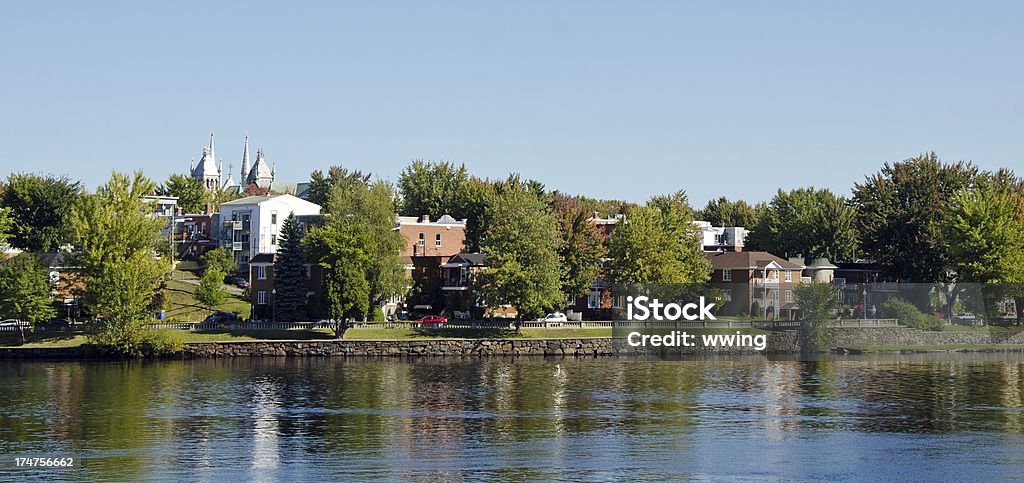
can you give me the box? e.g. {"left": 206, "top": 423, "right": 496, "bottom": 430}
{"left": 417, "top": 315, "right": 447, "bottom": 327}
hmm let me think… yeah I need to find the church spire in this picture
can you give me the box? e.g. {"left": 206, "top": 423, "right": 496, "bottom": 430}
{"left": 241, "top": 132, "right": 250, "bottom": 183}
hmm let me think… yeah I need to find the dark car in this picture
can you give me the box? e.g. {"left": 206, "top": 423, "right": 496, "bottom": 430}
{"left": 416, "top": 315, "right": 447, "bottom": 328}
{"left": 234, "top": 277, "right": 250, "bottom": 289}
{"left": 204, "top": 312, "right": 241, "bottom": 327}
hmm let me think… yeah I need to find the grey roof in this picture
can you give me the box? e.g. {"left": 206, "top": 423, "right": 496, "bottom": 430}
{"left": 449, "top": 253, "right": 487, "bottom": 266}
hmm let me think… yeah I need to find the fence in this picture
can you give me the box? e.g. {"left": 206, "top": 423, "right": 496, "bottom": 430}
{"left": 4, "top": 318, "right": 902, "bottom": 334}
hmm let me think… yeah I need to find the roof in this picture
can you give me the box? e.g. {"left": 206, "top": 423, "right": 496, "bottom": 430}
{"left": 249, "top": 253, "right": 276, "bottom": 265}
{"left": 447, "top": 253, "right": 487, "bottom": 266}
{"left": 705, "top": 251, "right": 802, "bottom": 270}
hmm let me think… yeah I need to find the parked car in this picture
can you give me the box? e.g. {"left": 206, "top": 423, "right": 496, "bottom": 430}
{"left": 233, "top": 277, "right": 250, "bottom": 288}
{"left": 538, "top": 312, "right": 568, "bottom": 323}
{"left": 417, "top": 315, "right": 447, "bottom": 327}
{"left": 204, "top": 312, "right": 241, "bottom": 326}
{"left": 0, "top": 319, "right": 29, "bottom": 328}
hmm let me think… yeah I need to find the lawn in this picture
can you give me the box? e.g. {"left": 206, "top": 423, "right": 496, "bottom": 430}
{"left": 164, "top": 278, "right": 250, "bottom": 322}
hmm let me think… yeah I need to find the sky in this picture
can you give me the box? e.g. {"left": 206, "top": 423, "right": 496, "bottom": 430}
{"left": 1, "top": 1, "right": 1021, "bottom": 207}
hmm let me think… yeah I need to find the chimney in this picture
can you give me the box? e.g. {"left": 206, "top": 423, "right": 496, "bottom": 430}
{"left": 421, "top": 214, "right": 430, "bottom": 223}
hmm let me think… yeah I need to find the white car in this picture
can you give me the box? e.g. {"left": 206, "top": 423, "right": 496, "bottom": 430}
{"left": 538, "top": 313, "right": 568, "bottom": 323}
{"left": 0, "top": 319, "right": 29, "bottom": 327}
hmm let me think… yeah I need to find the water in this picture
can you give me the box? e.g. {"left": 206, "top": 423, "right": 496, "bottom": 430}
{"left": 2, "top": 354, "right": 1024, "bottom": 481}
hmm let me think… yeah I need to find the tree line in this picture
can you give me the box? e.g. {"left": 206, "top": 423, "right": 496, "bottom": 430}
{"left": 0, "top": 151, "right": 1022, "bottom": 348}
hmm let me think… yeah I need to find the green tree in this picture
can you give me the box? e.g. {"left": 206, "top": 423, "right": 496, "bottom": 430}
{"left": 552, "top": 194, "right": 606, "bottom": 304}
{"left": 851, "top": 153, "right": 981, "bottom": 282}
{"left": 2, "top": 173, "right": 82, "bottom": 251}
{"left": 307, "top": 172, "right": 405, "bottom": 325}
{"left": 746, "top": 187, "right": 858, "bottom": 262}
{"left": 200, "top": 247, "right": 238, "bottom": 276}
{"left": 0, "top": 207, "right": 11, "bottom": 246}
{"left": 0, "top": 255, "right": 57, "bottom": 324}
{"left": 608, "top": 192, "right": 711, "bottom": 286}
{"left": 308, "top": 223, "right": 371, "bottom": 335}
{"left": 158, "top": 173, "right": 209, "bottom": 214}
{"left": 195, "top": 268, "right": 227, "bottom": 310}
{"left": 478, "top": 180, "right": 563, "bottom": 321}
{"left": 398, "top": 160, "right": 470, "bottom": 218}
{"left": 306, "top": 166, "right": 371, "bottom": 208}
{"left": 69, "top": 171, "right": 168, "bottom": 354}
{"left": 943, "top": 180, "right": 1024, "bottom": 285}
{"left": 697, "top": 196, "right": 761, "bottom": 227}
{"left": 794, "top": 282, "right": 837, "bottom": 355}
{"left": 273, "top": 214, "right": 310, "bottom": 322}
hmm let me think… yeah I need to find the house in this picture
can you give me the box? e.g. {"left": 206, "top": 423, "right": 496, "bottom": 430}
{"left": 395, "top": 214, "right": 467, "bottom": 258}
{"left": 218, "top": 194, "right": 322, "bottom": 270}
{"left": 437, "top": 253, "right": 517, "bottom": 318}
{"left": 247, "top": 253, "right": 321, "bottom": 321}
{"left": 171, "top": 213, "right": 216, "bottom": 261}
{"left": 706, "top": 251, "right": 804, "bottom": 319}
{"left": 694, "top": 221, "right": 748, "bottom": 252}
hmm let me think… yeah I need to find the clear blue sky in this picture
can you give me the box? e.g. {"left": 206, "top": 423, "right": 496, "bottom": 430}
{"left": 1, "top": 1, "right": 1021, "bottom": 207}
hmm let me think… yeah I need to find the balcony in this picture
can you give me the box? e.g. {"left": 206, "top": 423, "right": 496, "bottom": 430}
{"left": 752, "top": 278, "right": 779, "bottom": 288}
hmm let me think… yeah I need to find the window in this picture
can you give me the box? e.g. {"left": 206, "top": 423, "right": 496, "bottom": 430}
{"left": 257, "top": 266, "right": 266, "bottom": 280}
{"left": 271, "top": 211, "right": 278, "bottom": 225}
{"left": 785, "top": 270, "right": 792, "bottom": 282}
{"left": 257, "top": 291, "right": 267, "bottom": 305}
{"left": 435, "top": 233, "right": 442, "bottom": 247}
{"left": 418, "top": 232, "right": 425, "bottom": 246}
{"left": 271, "top": 234, "right": 277, "bottom": 246}
{"left": 785, "top": 290, "right": 793, "bottom": 303}
{"left": 722, "top": 269, "right": 732, "bottom": 282}
{"left": 723, "top": 289, "right": 732, "bottom": 302}
{"left": 587, "top": 291, "right": 601, "bottom": 309}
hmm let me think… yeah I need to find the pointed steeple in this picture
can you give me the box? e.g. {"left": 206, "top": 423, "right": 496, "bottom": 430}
{"left": 208, "top": 130, "right": 216, "bottom": 166}
{"left": 271, "top": 160, "right": 277, "bottom": 181}
{"left": 189, "top": 157, "right": 195, "bottom": 173}
{"left": 240, "top": 132, "right": 250, "bottom": 183}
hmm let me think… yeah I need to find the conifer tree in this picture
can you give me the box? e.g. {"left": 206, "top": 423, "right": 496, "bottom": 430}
{"left": 273, "top": 214, "right": 309, "bottom": 322}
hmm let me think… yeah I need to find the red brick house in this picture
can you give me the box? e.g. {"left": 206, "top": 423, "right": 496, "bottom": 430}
{"left": 706, "top": 251, "right": 804, "bottom": 319}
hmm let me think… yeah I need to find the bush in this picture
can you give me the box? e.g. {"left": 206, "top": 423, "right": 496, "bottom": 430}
{"left": 141, "top": 329, "right": 186, "bottom": 356}
{"left": 369, "top": 306, "right": 386, "bottom": 322}
{"left": 882, "top": 298, "right": 944, "bottom": 331}
{"left": 750, "top": 301, "right": 762, "bottom": 318}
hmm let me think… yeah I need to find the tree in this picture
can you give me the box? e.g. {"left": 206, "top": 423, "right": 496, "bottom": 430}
{"left": 0, "top": 255, "right": 57, "bottom": 326}
{"left": 745, "top": 187, "right": 858, "bottom": 262}
{"left": 794, "top": 282, "right": 837, "bottom": 355}
{"left": 698, "top": 196, "right": 761, "bottom": 227}
{"left": 306, "top": 166, "right": 371, "bottom": 208}
{"left": 307, "top": 171, "right": 405, "bottom": 326}
{"left": 200, "top": 247, "right": 238, "bottom": 276}
{"left": 195, "top": 268, "right": 227, "bottom": 310}
{"left": 552, "top": 194, "right": 606, "bottom": 304}
{"left": 273, "top": 214, "right": 310, "bottom": 322}
{"left": 398, "top": 160, "right": 470, "bottom": 218}
{"left": 69, "top": 172, "right": 168, "bottom": 354}
{"left": 608, "top": 191, "right": 711, "bottom": 286}
{"left": 308, "top": 223, "right": 371, "bottom": 335}
{"left": 158, "top": 174, "right": 209, "bottom": 214}
{"left": 851, "top": 153, "right": 981, "bottom": 282}
{"left": 478, "top": 180, "right": 564, "bottom": 321}
{"left": 943, "top": 180, "right": 1024, "bottom": 285}
{"left": 0, "top": 207, "right": 11, "bottom": 247}
{"left": 2, "top": 173, "right": 82, "bottom": 251}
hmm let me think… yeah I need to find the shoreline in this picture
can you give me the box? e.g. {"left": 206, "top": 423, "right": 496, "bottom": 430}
{"left": 3, "top": 334, "right": 1024, "bottom": 360}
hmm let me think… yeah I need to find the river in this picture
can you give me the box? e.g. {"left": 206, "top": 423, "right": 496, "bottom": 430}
{"left": 2, "top": 354, "right": 1024, "bottom": 481}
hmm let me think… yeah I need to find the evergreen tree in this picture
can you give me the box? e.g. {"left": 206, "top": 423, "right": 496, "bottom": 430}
{"left": 273, "top": 214, "right": 310, "bottom": 322}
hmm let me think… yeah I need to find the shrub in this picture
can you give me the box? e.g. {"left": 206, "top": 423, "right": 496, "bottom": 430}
{"left": 750, "top": 301, "right": 762, "bottom": 318}
{"left": 141, "top": 329, "right": 187, "bottom": 356}
{"left": 883, "top": 298, "right": 944, "bottom": 331}
{"left": 368, "top": 306, "right": 386, "bottom": 322}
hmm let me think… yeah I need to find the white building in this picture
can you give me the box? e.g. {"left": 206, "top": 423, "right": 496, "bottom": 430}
{"left": 218, "top": 194, "right": 322, "bottom": 268}
{"left": 694, "top": 221, "right": 748, "bottom": 252}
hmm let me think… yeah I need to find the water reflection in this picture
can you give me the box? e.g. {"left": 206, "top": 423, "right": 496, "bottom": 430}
{"left": 1, "top": 354, "right": 1024, "bottom": 480}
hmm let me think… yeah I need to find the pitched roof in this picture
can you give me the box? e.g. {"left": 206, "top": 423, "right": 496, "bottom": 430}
{"left": 448, "top": 253, "right": 487, "bottom": 266}
{"left": 705, "top": 251, "right": 802, "bottom": 270}
{"left": 249, "top": 253, "right": 276, "bottom": 265}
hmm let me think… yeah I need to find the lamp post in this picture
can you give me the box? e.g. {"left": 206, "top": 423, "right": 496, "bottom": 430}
{"left": 863, "top": 286, "right": 868, "bottom": 320}
{"left": 272, "top": 289, "right": 277, "bottom": 323}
